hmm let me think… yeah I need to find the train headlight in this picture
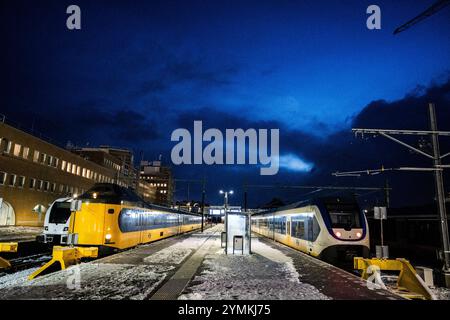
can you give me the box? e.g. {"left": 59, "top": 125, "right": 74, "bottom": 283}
{"left": 335, "top": 231, "right": 342, "bottom": 238}
{"left": 105, "top": 234, "right": 112, "bottom": 240}
{"left": 356, "top": 232, "right": 362, "bottom": 238}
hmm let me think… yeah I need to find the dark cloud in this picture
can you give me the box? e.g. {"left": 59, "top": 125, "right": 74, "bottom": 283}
{"left": 2, "top": 102, "right": 159, "bottom": 148}
{"left": 130, "top": 57, "right": 240, "bottom": 98}
{"left": 169, "top": 78, "right": 450, "bottom": 207}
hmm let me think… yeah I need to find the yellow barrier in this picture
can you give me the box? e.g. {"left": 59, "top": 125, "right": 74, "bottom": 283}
{"left": 0, "top": 242, "right": 18, "bottom": 269}
{"left": 354, "top": 257, "right": 435, "bottom": 300}
{"left": 28, "top": 246, "right": 98, "bottom": 280}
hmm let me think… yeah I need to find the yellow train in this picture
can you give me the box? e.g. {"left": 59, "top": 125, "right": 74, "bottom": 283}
{"left": 38, "top": 183, "right": 202, "bottom": 252}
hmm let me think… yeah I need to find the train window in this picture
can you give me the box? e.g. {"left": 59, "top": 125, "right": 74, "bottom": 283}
{"left": 291, "top": 219, "right": 305, "bottom": 239}
{"left": 49, "top": 202, "right": 72, "bottom": 224}
{"left": 325, "top": 203, "right": 361, "bottom": 230}
{"left": 328, "top": 212, "right": 361, "bottom": 229}
{"left": 273, "top": 216, "right": 286, "bottom": 234}
{"left": 312, "top": 216, "right": 320, "bottom": 241}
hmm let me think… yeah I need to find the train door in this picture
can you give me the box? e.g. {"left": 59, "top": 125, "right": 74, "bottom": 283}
{"left": 286, "top": 217, "right": 291, "bottom": 245}
{"left": 306, "top": 218, "right": 314, "bottom": 254}
{"left": 286, "top": 218, "right": 291, "bottom": 236}
{"left": 139, "top": 209, "right": 147, "bottom": 245}
{"left": 103, "top": 205, "right": 116, "bottom": 245}
{"left": 272, "top": 216, "right": 275, "bottom": 240}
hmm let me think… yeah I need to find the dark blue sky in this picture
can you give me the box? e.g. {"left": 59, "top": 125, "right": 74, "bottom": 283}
{"left": 1, "top": 0, "right": 450, "bottom": 207}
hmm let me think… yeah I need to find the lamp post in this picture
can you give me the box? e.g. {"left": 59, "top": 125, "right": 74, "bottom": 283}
{"left": 220, "top": 189, "right": 233, "bottom": 253}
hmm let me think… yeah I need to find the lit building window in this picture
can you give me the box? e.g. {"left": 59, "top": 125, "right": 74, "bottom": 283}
{"left": 13, "top": 144, "right": 21, "bottom": 156}
{"left": 72, "top": 165, "right": 76, "bottom": 175}
{"left": 33, "top": 150, "right": 39, "bottom": 162}
{"left": 22, "top": 146, "right": 29, "bottom": 159}
{"left": 82, "top": 168, "right": 86, "bottom": 177}
{"left": 67, "top": 162, "right": 71, "bottom": 173}
{"left": 61, "top": 160, "right": 67, "bottom": 171}
{"left": 76, "top": 166, "right": 81, "bottom": 176}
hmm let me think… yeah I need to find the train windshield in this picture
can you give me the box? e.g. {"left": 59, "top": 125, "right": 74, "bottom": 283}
{"left": 48, "top": 202, "right": 72, "bottom": 224}
{"left": 325, "top": 202, "right": 362, "bottom": 230}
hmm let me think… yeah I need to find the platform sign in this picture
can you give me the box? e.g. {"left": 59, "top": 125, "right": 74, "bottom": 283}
{"left": 374, "top": 206, "right": 387, "bottom": 220}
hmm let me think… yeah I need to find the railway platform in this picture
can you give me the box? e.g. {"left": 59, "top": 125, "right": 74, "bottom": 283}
{"left": 0, "top": 226, "right": 42, "bottom": 243}
{"left": 0, "top": 225, "right": 401, "bottom": 300}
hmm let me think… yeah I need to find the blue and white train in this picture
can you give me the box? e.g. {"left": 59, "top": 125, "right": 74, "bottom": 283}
{"left": 251, "top": 195, "right": 370, "bottom": 263}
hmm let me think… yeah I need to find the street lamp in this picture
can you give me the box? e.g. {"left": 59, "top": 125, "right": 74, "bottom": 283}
{"left": 220, "top": 189, "right": 233, "bottom": 254}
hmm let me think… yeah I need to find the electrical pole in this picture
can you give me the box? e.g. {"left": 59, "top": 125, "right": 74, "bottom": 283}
{"left": 429, "top": 103, "right": 450, "bottom": 272}
{"left": 333, "top": 103, "right": 450, "bottom": 280}
{"left": 393, "top": 0, "right": 450, "bottom": 35}
{"left": 201, "top": 178, "right": 205, "bottom": 232}
{"left": 243, "top": 183, "right": 248, "bottom": 212}
{"left": 385, "top": 178, "right": 390, "bottom": 208}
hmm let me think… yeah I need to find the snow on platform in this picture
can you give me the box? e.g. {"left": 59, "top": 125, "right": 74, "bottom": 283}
{"left": 0, "top": 225, "right": 406, "bottom": 300}
{"left": 0, "top": 263, "right": 171, "bottom": 299}
{"left": 0, "top": 226, "right": 42, "bottom": 242}
{"left": 179, "top": 237, "right": 330, "bottom": 300}
{"left": 0, "top": 226, "right": 220, "bottom": 300}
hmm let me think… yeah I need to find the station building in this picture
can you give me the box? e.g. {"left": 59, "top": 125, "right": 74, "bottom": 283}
{"left": 70, "top": 147, "right": 136, "bottom": 188}
{"left": 139, "top": 160, "right": 174, "bottom": 206}
{"left": 0, "top": 119, "right": 147, "bottom": 227}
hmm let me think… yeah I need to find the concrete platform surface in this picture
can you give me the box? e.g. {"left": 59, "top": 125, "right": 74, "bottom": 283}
{"left": 0, "top": 226, "right": 42, "bottom": 242}
{"left": 0, "top": 225, "right": 401, "bottom": 300}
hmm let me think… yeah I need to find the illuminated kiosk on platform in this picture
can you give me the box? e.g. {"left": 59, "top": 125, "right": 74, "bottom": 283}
{"left": 224, "top": 212, "right": 251, "bottom": 255}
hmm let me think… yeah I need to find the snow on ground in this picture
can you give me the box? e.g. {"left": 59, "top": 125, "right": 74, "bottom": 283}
{"left": 179, "top": 237, "right": 330, "bottom": 300}
{"left": 143, "top": 229, "right": 216, "bottom": 265}
{"left": 0, "top": 227, "right": 221, "bottom": 300}
{"left": 0, "top": 226, "right": 42, "bottom": 241}
{"left": 0, "top": 267, "right": 39, "bottom": 290}
{"left": 144, "top": 247, "right": 192, "bottom": 265}
{"left": 0, "top": 262, "right": 172, "bottom": 300}
{"left": 431, "top": 287, "right": 450, "bottom": 300}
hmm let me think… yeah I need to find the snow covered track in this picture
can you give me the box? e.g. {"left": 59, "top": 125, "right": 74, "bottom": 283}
{"left": 0, "top": 225, "right": 402, "bottom": 300}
